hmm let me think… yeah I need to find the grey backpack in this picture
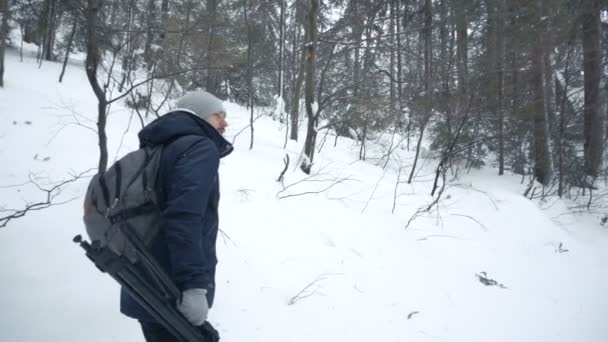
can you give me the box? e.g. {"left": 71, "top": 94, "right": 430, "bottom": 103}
{"left": 83, "top": 146, "right": 163, "bottom": 263}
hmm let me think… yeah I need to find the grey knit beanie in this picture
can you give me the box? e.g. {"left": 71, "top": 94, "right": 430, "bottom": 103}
{"left": 175, "top": 90, "right": 225, "bottom": 122}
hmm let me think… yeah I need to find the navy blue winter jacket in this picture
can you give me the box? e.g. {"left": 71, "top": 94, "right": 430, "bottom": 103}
{"left": 120, "top": 111, "right": 233, "bottom": 322}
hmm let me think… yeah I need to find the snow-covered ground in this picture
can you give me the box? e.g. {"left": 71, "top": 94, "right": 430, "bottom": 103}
{"left": 1, "top": 48, "right": 607, "bottom": 342}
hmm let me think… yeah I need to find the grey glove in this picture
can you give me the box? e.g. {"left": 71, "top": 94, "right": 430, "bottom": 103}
{"left": 177, "top": 288, "right": 209, "bottom": 326}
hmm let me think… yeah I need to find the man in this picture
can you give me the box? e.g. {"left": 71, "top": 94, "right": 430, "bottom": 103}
{"left": 120, "top": 90, "right": 232, "bottom": 341}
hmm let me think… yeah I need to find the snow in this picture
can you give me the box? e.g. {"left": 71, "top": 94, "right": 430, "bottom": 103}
{"left": 1, "top": 47, "right": 608, "bottom": 342}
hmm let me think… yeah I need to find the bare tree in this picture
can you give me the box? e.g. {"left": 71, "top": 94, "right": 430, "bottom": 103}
{"left": 85, "top": 0, "right": 109, "bottom": 173}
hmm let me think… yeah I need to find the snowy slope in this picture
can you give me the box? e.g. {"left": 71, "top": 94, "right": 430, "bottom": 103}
{"left": 1, "top": 49, "right": 608, "bottom": 342}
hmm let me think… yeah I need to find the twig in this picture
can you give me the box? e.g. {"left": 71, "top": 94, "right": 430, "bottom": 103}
{"left": 219, "top": 228, "right": 237, "bottom": 247}
{"left": 276, "top": 163, "right": 334, "bottom": 196}
{"left": 277, "top": 154, "right": 290, "bottom": 184}
{"left": 417, "top": 234, "right": 469, "bottom": 241}
{"left": 362, "top": 170, "right": 387, "bottom": 213}
{"left": 278, "top": 177, "right": 352, "bottom": 200}
{"left": 113, "top": 111, "right": 135, "bottom": 164}
{"left": 392, "top": 166, "right": 404, "bottom": 214}
{"left": 475, "top": 272, "right": 507, "bottom": 289}
{"left": 407, "top": 311, "right": 420, "bottom": 320}
{"left": 450, "top": 183, "right": 499, "bottom": 210}
{"left": 449, "top": 214, "right": 488, "bottom": 231}
{"left": 231, "top": 113, "right": 265, "bottom": 145}
{"left": 288, "top": 273, "right": 341, "bottom": 305}
{"left": 0, "top": 169, "right": 95, "bottom": 228}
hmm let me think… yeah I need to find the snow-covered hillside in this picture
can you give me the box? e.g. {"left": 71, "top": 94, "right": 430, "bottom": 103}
{"left": 1, "top": 48, "right": 607, "bottom": 342}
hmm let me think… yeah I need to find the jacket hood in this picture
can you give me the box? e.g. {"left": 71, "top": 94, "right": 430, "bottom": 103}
{"left": 138, "top": 110, "right": 233, "bottom": 157}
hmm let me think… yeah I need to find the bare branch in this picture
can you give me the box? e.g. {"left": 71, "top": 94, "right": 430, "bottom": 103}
{"left": 362, "top": 170, "right": 388, "bottom": 213}
{"left": 277, "top": 154, "right": 290, "bottom": 184}
{"left": 450, "top": 214, "right": 488, "bottom": 231}
{"left": 231, "top": 113, "right": 265, "bottom": 145}
{"left": 0, "top": 169, "right": 95, "bottom": 228}
{"left": 277, "top": 177, "right": 352, "bottom": 200}
{"left": 288, "top": 273, "right": 341, "bottom": 306}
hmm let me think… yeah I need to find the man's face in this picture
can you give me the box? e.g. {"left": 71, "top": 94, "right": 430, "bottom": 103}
{"left": 207, "top": 112, "right": 228, "bottom": 135}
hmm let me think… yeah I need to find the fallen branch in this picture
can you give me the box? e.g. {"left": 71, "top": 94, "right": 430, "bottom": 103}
{"left": 475, "top": 272, "right": 507, "bottom": 289}
{"left": 288, "top": 273, "right": 341, "bottom": 306}
{"left": 407, "top": 311, "right": 420, "bottom": 320}
{"left": 277, "top": 154, "right": 290, "bottom": 184}
{"left": 278, "top": 177, "right": 352, "bottom": 200}
{"left": 450, "top": 214, "right": 488, "bottom": 231}
{"left": 0, "top": 169, "right": 95, "bottom": 228}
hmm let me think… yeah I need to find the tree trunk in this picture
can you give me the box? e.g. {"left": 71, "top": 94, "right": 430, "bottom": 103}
{"left": 496, "top": 0, "right": 505, "bottom": 175}
{"left": 395, "top": 0, "right": 404, "bottom": 127}
{"left": 439, "top": 0, "right": 451, "bottom": 140}
{"left": 301, "top": 0, "right": 319, "bottom": 174}
{"left": 557, "top": 48, "right": 573, "bottom": 197}
{"left": 408, "top": 124, "right": 426, "bottom": 184}
{"left": 42, "top": 0, "right": 57, "bottom": 61}
{"left": 59, "top": 16, "right": 77, "bottom": 83}
{"left": 244, "top": 0, "right": 254, "bottom": 150}
{"left": 531, "top": 4, "right": 550, "bottom": 185}
{"left": 582, "top": 0, "right": 603, "bottom": 177}
{"left": 423, "top": 0, "right": 432, "bottom": 93}
{"left": 389, "top": 0, "right": 396, "bottom": 117}
{"left": 0, "top": 0, "right": 8, "bottom": 87}
{"left": 143, "top": 0, "right": 156, "bottom": 68}
{"left": 290, "top": 26, "right": 305, "bottom": 141}
{"left": 161, "top": 0, "right": 169, "bottom": 38}
{"left": 408, "top": 0, "right": 432, "bottom": 183}
{"left": 206, "top": 0, "right": 219, "bottom": 95}
{"left": 86, "top": 0, "right": 108, "bottom": 173}
{"left": 455, "top": 0, "right": 467, "bottom": 98}
{"left": 278, "top": 0, "right": 285, "bottom": 99}
{"left": 119, "top": 0, "right": 138, "bottom": 92}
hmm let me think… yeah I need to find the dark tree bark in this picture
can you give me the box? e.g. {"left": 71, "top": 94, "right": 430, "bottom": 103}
{"left": 389, "top": 0, "right": 396, "bottom": 116}
{"left": 407, "top": 0, "right": 432, "bottom": 184}
{"left": 301, "top": 0, "right": 319, "bottom": 174}
{"left": 455, "top": 0, "right": 468, "bottom": 99}
{"left": 59, "top": 15, "right": 78, "bottom": 83}
{"left": 278, "top": 0, "right": 285, "bottom": 98}
{"left": 206, "top": 0, "right": 220, "bottom": 95}
{"left": 487, "top": 0, "right": 506, "bottom": 175}
{"left": 0, "top": 0, "right": 8, "bottom": 87}
{"left": 582, "top": 0, "right": 603, "bottom": 177}
{"left": 41, "top": 0, "right": 58, "bottom": 61}
{"left": 143, "top": 0, "right": 156, "bottom": 67}
{"left": 496, "top": 0, "right": 505, "bottom": 175}
{"left": 531, "top": 2, "right": 550, "bottom": 185}
{"left": 290, "top": 6, "right": 305, "bottom": 142}
{"left": 161, "top": 0, "right": 169, "bottom": 39}
{"left": 85, "top": 0, "right": 109, "bottom": 173}
{"left": 290, "top": 45, "right": 304, "bottom": 141}
{"left": 395, "top": 0, "right": 404, "bottom": 127}
{"left": 244, "top": 0, "right": 254, "bottom": 150}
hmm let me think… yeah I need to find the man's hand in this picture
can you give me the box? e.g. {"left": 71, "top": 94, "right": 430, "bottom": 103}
{"left": 177, "top": 288, "right": 209, "bottom": 326}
